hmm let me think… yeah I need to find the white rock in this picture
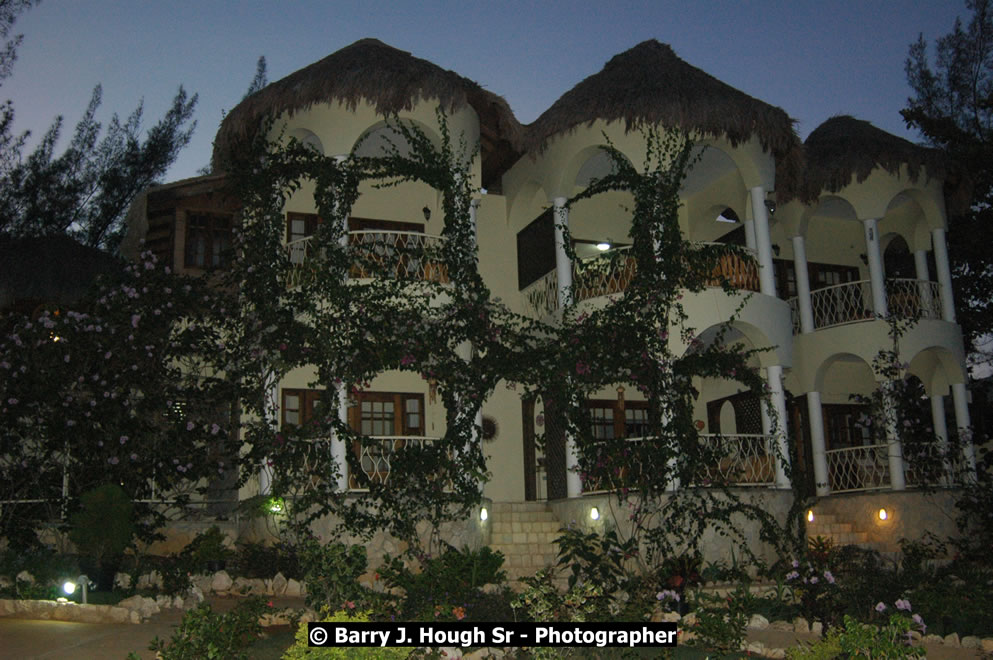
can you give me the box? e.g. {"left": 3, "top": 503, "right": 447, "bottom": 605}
{"left": 248, "top": 578, "right": 267, "bottom": 595}
{"left": 129, "top": 610, "right": 141, "bottom": 624}
{"left": 981, "top": 638, "right": 993, "bottom": 652}
{"left": 793, "top": 617, "right": 810, "bottom": 633}
{"left": 748, "top": 613, "right": 770, "bottom": 630}
{"left": 770, "top": 619, "right": 793, "bottom": 631}
{"left": 271, "top": 572, "right": 288, "bottom": 596}
{"left": 746, "top": 641, "right": 765, "bottom": 655}
{"left": 114, "top": 572, "right": 131, "bottom": 590}
{"left": 811, "top": 621, "right": 823, "bottom": 635}
{"left": 172, "top": 595, "right": 184, "bottom": 609}
{"left": 944, "top": 632, "right": 960, "bottom": 647}
{"left": 285, "top": 578, "right": 302, "bottom": 597}
{"left": 15, "top": 570, "right": 33, "bottom": 584}
{"left": 766, "top": 648, "right": 786, "bottom": 659}
{"left": 0, "top": 575, "right": 11, "bottom": 588}
{"left": 210, "top": 570, "right": 233, "bottom": 593}
{"left": 962, "top": 636, "right": 982, "bottom": 649}
{"left": 923, "top": 634, "right": 944, "bottom": 645}
{"left": 190, "top": 574, "right": 212, "bottom": 593}
{"left": 117, "top": 595, "right": 146, "bottom": 610}
{"left": 155, "top": 595, "right": 172, "bottom": 609}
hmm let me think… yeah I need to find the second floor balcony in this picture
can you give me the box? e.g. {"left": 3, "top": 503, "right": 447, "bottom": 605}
{"left": 522, "top": 244, "right": 759, "bottom": 319}
{"left": 287, "top": 229, "right": 449, "bottom": 288}
{"left": 786, "top": 278, "right": 942, "bottom": 334}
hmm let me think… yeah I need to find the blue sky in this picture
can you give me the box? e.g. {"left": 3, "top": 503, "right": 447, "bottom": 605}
{"left": 2, "top": 0, "right": 969, "bottom": 182}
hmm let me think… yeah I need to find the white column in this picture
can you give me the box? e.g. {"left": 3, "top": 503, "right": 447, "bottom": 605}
{"left": 932, "top": 227, "right": 957, "bottom": 322}
{"left": 743, "top": 218, "right": 757, "bottom": 251}
{"left": 792, "top": 235, "right": 815, "bottom": 333}
{"left": 766, "top": 365, "right": 791, "bottom": 489}
{"left": 807, "top": 391, "right": 830, "bottom": 496}
{"left": 914, "top": 248, "right": 935, "bottom": 318}
{"left": 750, "top": 186, "right": 777, "bottom": 297}
{"left": 951, "top": 382, "right": 978, "bottom": 477}
{"left": 863, "top": 218, "right": 888, "bottom": 317}
{"left": 930, "top": 393, "right": 950, "bottom": 485}
{"left": 882, "top": 383, "right": 906, "bottom": 490}
{"left": 332, "top": 386, "right": 349, "bottom": 491}
{"left": 553, "top": 197, "right": 572, "bottom": 310}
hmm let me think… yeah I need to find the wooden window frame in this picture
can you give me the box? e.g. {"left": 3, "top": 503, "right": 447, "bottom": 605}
{"left": 347, "top": 391, "right": 426, "bottom": 488}
{"left": 184, "top": 211, "right": 232, "bottom": 269}
{"left": 586, "top": 398, "right": 648, "bottom": 439}
{"left": 281, "top": 388, "right": 323, "bottom": 430}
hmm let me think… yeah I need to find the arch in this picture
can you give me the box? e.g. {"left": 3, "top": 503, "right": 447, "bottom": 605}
{"left": 887, "top": 186, "right": 946, "bottom": 233}
{"left": 574, "top": 147, "right": 627, "bottom": 188}
{"left": 882, "top": 233, "right": 915, "bottom": 279}
{"left": 351, "top": 118, "right": 442, "bottom": 159}
{"left": 907, "top": 345, "right": 968, "bottom": 396}
{"left": 287, "top": 128, "right": 324, "bottom": 155}
{"left": 812, "top": 352, "right": 876, "bottom": 395}
{"left": 689, "top": 320, "right": 776, "bottom": 369}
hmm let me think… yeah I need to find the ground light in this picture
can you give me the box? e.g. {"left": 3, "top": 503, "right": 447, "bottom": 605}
{"left": 62, "top": 575, "right": 88, "bottom": 604}
{"left": 590, "top": 506, "right": 600, "bottom": 521}
{"left": 807, "top": 510, "right": 814, "bottom": 523}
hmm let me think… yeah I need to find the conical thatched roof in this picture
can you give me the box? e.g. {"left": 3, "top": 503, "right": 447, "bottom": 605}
{"left": 213, "top": 38, "right": 523, "bottom": 185}
{"left": 0, "top": 235, "right": 122, "bottom": 312}
{"left": 794, "top": 115, "right": 948, "bottom": 203}
{"left": 524, "top": 40, "right": 800, "bottom": 160}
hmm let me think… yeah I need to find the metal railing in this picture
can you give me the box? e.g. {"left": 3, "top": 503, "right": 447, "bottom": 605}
{"left": 521, "top": 269, "right": 560, "bottom": 319}
{"left": 581, "top": 432, "right": 775, "bottom": 493}
{"left": 349, "top": 435, "right": 447, "bottom": 489}
{"left": 287, "top": 230, "right": 448, "bottom": 286}
{"left": 789, "top": 279, "right": 942, "bottom": 334}
{"left": 521, "top": 244, "right": 759, "bottom": 318}
{"left": 825, "top": 443, "right": 891, "bottom": 492}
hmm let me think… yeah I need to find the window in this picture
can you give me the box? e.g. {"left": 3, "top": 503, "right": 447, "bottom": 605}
{"left": 347, "top": 391, "right": 426, "bottom": 488}
{"left": 287, "top": 213, "right": 321, "bottom": 265}
{"left": 586, "top": 399, "right": 648, "bottom": 439}
{"left": 281, "top": 389, "right": 323, "bottom": 430}
{"left": 516, "top": 210, "right": 557, "bottom": 290}
{"left": 185, "top": 213, "right": 232, "bottom": 268}
{"left": 823, "top": 404, "right": 871, "bottom": 450}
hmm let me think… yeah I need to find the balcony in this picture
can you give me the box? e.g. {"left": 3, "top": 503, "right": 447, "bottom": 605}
{"left": 581, "top": 432, "right": 776, "bottom": 493}
{"left": 787, "top": 278, "right": 941, "bottom": 334}
{"left": 823, "top": 441, "right": 955, "bottom": 493}
{"left": 521, "top": 245, "right": 759, "bottom": 318}
{"left": 287, "top": 230, "right": 448, "bottom": 287}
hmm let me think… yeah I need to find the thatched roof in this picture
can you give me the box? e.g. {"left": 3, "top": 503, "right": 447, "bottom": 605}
{"left": 213, "top": 38, "right": 523, "bottom": 186}
{"left": 0, "top": 235, "right": 122, "bottom": 312}
{"left": 524, "top": 40, "right": 800, "bottom": 160}
{"left": 794, "top": 115, "right": 948, "bottom": 203}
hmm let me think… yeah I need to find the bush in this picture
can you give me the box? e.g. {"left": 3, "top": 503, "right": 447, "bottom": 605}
{"left": 181, "top": 526, "right": 233, "bottom": 573}
{"left": 69, "top": 483, "right": 134, "bottom": 590}
{"left": 234, "top": 540, "right": 303, "bottom": 580}
{"left": 378, "top": 544, "right": 507, "bottom": 621}
{"left": 300, "top": 540, "right": 375, "bottom": 612}
{"left": 281, "top": 609, "right": 410, "bottom": 659}
{"left": 554, "top": 526, "right": 635, "bottom": 595}
{"left": 138, "top": 596, "right": 269, "bottom": 660}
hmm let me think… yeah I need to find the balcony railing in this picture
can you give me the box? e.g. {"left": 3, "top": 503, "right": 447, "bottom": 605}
{"left": 521, "top": 244, "right": 759, "bottom": 318}
{"left": 287, "top": 230, "right": 448, "bottom": 287}
{"left": 348, "top": 435, "right": 448, "bottom": 490}
{"left": 788, "top": 279, "right": 942, "bottom": 334}
{"left": 825, "top": 443, "right": 891, "bottom": 492}
{"left": 581, "top": 432, "right": 775, "bottom": 493}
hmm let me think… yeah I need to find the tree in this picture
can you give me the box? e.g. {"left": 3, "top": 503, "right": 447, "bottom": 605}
{"left": 903, "top": 0, "right": 993, "bottom": 362}
{"left": 0, "top": 1, "right": 197, "bottom": 252}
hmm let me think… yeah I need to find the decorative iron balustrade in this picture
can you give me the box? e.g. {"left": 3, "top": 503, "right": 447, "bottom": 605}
{"left": 886, "top": 279, "right": 942, "bottom": 321}
{"left": 581, "top": 432, "right": 775, "bottom": 493}
{"left": 521, "top": 269, "right": 560, "bottom": 319}
{"left": 825, "top": 443, "right": 891, "bottom": 493}
{"left": 573, "top": 247, "right": 636, "bottom": 303}
{"left": 286, "top": 230, "right": 448, "bottom": 287}
{"left": 695, "top": 243, "right": 760, "bottom": 292}
{"left": 348, "top": 435, "right": 448, "bottom": 490}
{"left": 695, "top": 433, "right": 775, "bottom": 486}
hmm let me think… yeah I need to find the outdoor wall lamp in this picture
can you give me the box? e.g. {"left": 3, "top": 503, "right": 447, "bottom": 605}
{"left": 479, "top": 507, "right": 488, "bottom": 522}
{"left": 422, "top": 206, "right": 431, "bottom": 222}
{"left": 596, "top": 241, "right": 611, "bottom": 251}
{"left": 590, "top": 506, "right": 600, "bottom": 521}
{"left": 807, "top": 510, "right": 815, "bottom": 523}
{"left": 878, "top": 508, "right": 888, "bottom": 521}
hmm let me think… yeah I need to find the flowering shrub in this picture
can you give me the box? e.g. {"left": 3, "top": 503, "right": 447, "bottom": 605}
{"left": 786, "top": 537, "right": 841, "bottom": 630}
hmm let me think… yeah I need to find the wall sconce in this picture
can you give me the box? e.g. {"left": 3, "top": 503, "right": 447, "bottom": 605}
{"left": 772, "top": 244, "right": 781, "bottom": 256}
{"left": 590, "top": 506, "right": 600, "bottom": 521}
{"left": 479, "top": 507, "right": 488, "bottom": 522}
{"left": 764, "top": 200, "right": 776, "bottom": 215}
{"left": 859, "top": 253, "right": 868, "bottom": 265}
{"left": 807, "top": 510, "right": 815, "bottom": 523}
{"left": 878, "top": 508, "right": 888, "bottom": 521}
{"left": 422, "top": 206, "right": 431, "bottom": 222}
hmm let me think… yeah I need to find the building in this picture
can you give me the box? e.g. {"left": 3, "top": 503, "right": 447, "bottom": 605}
{"left": 125, "top": 38, "right": 974, "bottom": 562}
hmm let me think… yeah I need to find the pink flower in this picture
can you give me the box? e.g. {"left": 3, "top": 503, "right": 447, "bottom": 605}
{"left": 400, "top": 354, "right": 415, "bottom": 366}
{"left": 576, "top": 361, "right": 590, "bottom": 375}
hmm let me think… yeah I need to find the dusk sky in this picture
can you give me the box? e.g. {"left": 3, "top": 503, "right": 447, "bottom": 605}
{"left": 2, "top": 1, "right": 969, "bottom": 182}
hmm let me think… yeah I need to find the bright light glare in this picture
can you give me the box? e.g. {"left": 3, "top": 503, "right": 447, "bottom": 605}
{"left": 590, "top": 506, "right": 600, "bottom": 521}
{"left": 596, "top": 242, "right": 611, "bottom": 251}
{"left": 62, "top": 580, "right": 76, "bottom": 595}
{"left": 479, "top": 507, "right": 488, "bottom": 521}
